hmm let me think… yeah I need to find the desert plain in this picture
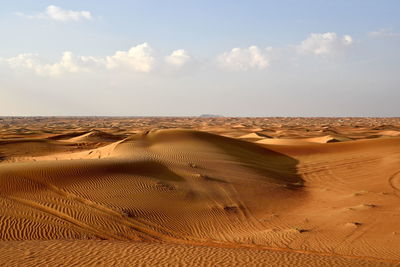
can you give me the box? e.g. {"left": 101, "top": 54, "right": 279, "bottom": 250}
{"left": 1, "top": 116, "right": 400, "bottom": 266}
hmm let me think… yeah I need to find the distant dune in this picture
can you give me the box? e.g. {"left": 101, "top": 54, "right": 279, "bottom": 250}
{"left": 0, "top": 117, "right": 400, "bottom": 265}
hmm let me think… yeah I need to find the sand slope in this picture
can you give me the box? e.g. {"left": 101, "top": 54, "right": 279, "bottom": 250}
{"left": 0, "top": 127, "right": 399, "bottom": 265}
{"left": 0, "top": 130, "right": 303, "bottom": 243}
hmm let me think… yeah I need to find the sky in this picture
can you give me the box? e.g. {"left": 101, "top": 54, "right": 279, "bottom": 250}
{"left": 0, "top": 0, "right": 399, "bottom": 116}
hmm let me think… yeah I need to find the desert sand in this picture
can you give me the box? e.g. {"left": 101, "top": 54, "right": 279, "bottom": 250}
{"left": 0, "top": 117, "right": 400, "bottom": 266}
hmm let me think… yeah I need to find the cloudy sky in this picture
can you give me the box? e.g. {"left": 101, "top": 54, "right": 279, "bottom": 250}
{"left": 1, "top": 1, "right": 399, "bottom": 116}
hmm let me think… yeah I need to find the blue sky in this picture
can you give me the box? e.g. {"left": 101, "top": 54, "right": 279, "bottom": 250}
{"left": 0, "top": 1, "right": 399, "bottom": 116}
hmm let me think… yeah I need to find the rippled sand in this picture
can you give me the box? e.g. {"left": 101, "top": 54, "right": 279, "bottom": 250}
{"left": 0, "top": 117, "right": 399, "bottom": 266}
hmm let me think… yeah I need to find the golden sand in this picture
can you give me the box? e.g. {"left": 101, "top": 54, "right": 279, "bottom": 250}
{"left": 0, "top": 117, "right": 399, "bottom": 266}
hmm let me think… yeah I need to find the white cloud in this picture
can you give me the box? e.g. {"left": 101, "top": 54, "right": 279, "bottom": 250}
{"left": 368, "top": 28, "right": 400, "bottom": 38}
{"left": 165, "top": 49, "right": 191, "bottom": 67}
{"left": 218, "top": 46, "right": 269, "bottom": 71}
{"left": 6, "top": 52, "right": 101, "bottom": 76}
{"left": 3, "top": 32, "right": 357, "bottom": 77}
{"left": 297, "top": 32, "right": 353, "bottom": 55}
{"left": 4, "top": 43, "right": 158, "bottom": 76}
{"left": 106, "top": 43, "right": 155, "bottom": 72}
{"left": 16, "top": 5, "right": 92, "bottom": 22}
{"left": 6, "top": 53, "right": 40, "bottom": 70}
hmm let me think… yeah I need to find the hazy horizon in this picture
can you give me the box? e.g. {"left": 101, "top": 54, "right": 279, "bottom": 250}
{"left": 1, "top": 1, "right": 399, "bottom": 117}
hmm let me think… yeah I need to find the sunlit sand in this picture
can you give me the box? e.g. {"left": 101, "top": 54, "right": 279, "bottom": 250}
{"left": 0, "top": 117, "right": 399, "bottom": 266}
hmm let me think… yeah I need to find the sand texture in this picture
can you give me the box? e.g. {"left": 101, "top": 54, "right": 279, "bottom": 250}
{"left": 0, "top": 117, "right": 400, "bottom": 266}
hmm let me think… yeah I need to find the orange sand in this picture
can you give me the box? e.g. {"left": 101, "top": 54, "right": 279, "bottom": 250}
{"left": 0, "top": 117, "right": 399, "bottom": 266}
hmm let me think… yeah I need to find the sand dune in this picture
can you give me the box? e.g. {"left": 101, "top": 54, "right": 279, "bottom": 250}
{"left": 67, "top": 130, "right": 124, "bottom": 143}
{"left": 256, "top": 134, "right": 351, "bottom": 145}
{"left": 303, "top": 134, "right": 351, "bottom": 143}
{"left": 0, "top": 118, "right": 400, "bottom": 265}
{"left": 0, "top": 130, "right": 303, "bottom": 243}
{"left": 378, "top": 130, "right": 400, "bottom": 137}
